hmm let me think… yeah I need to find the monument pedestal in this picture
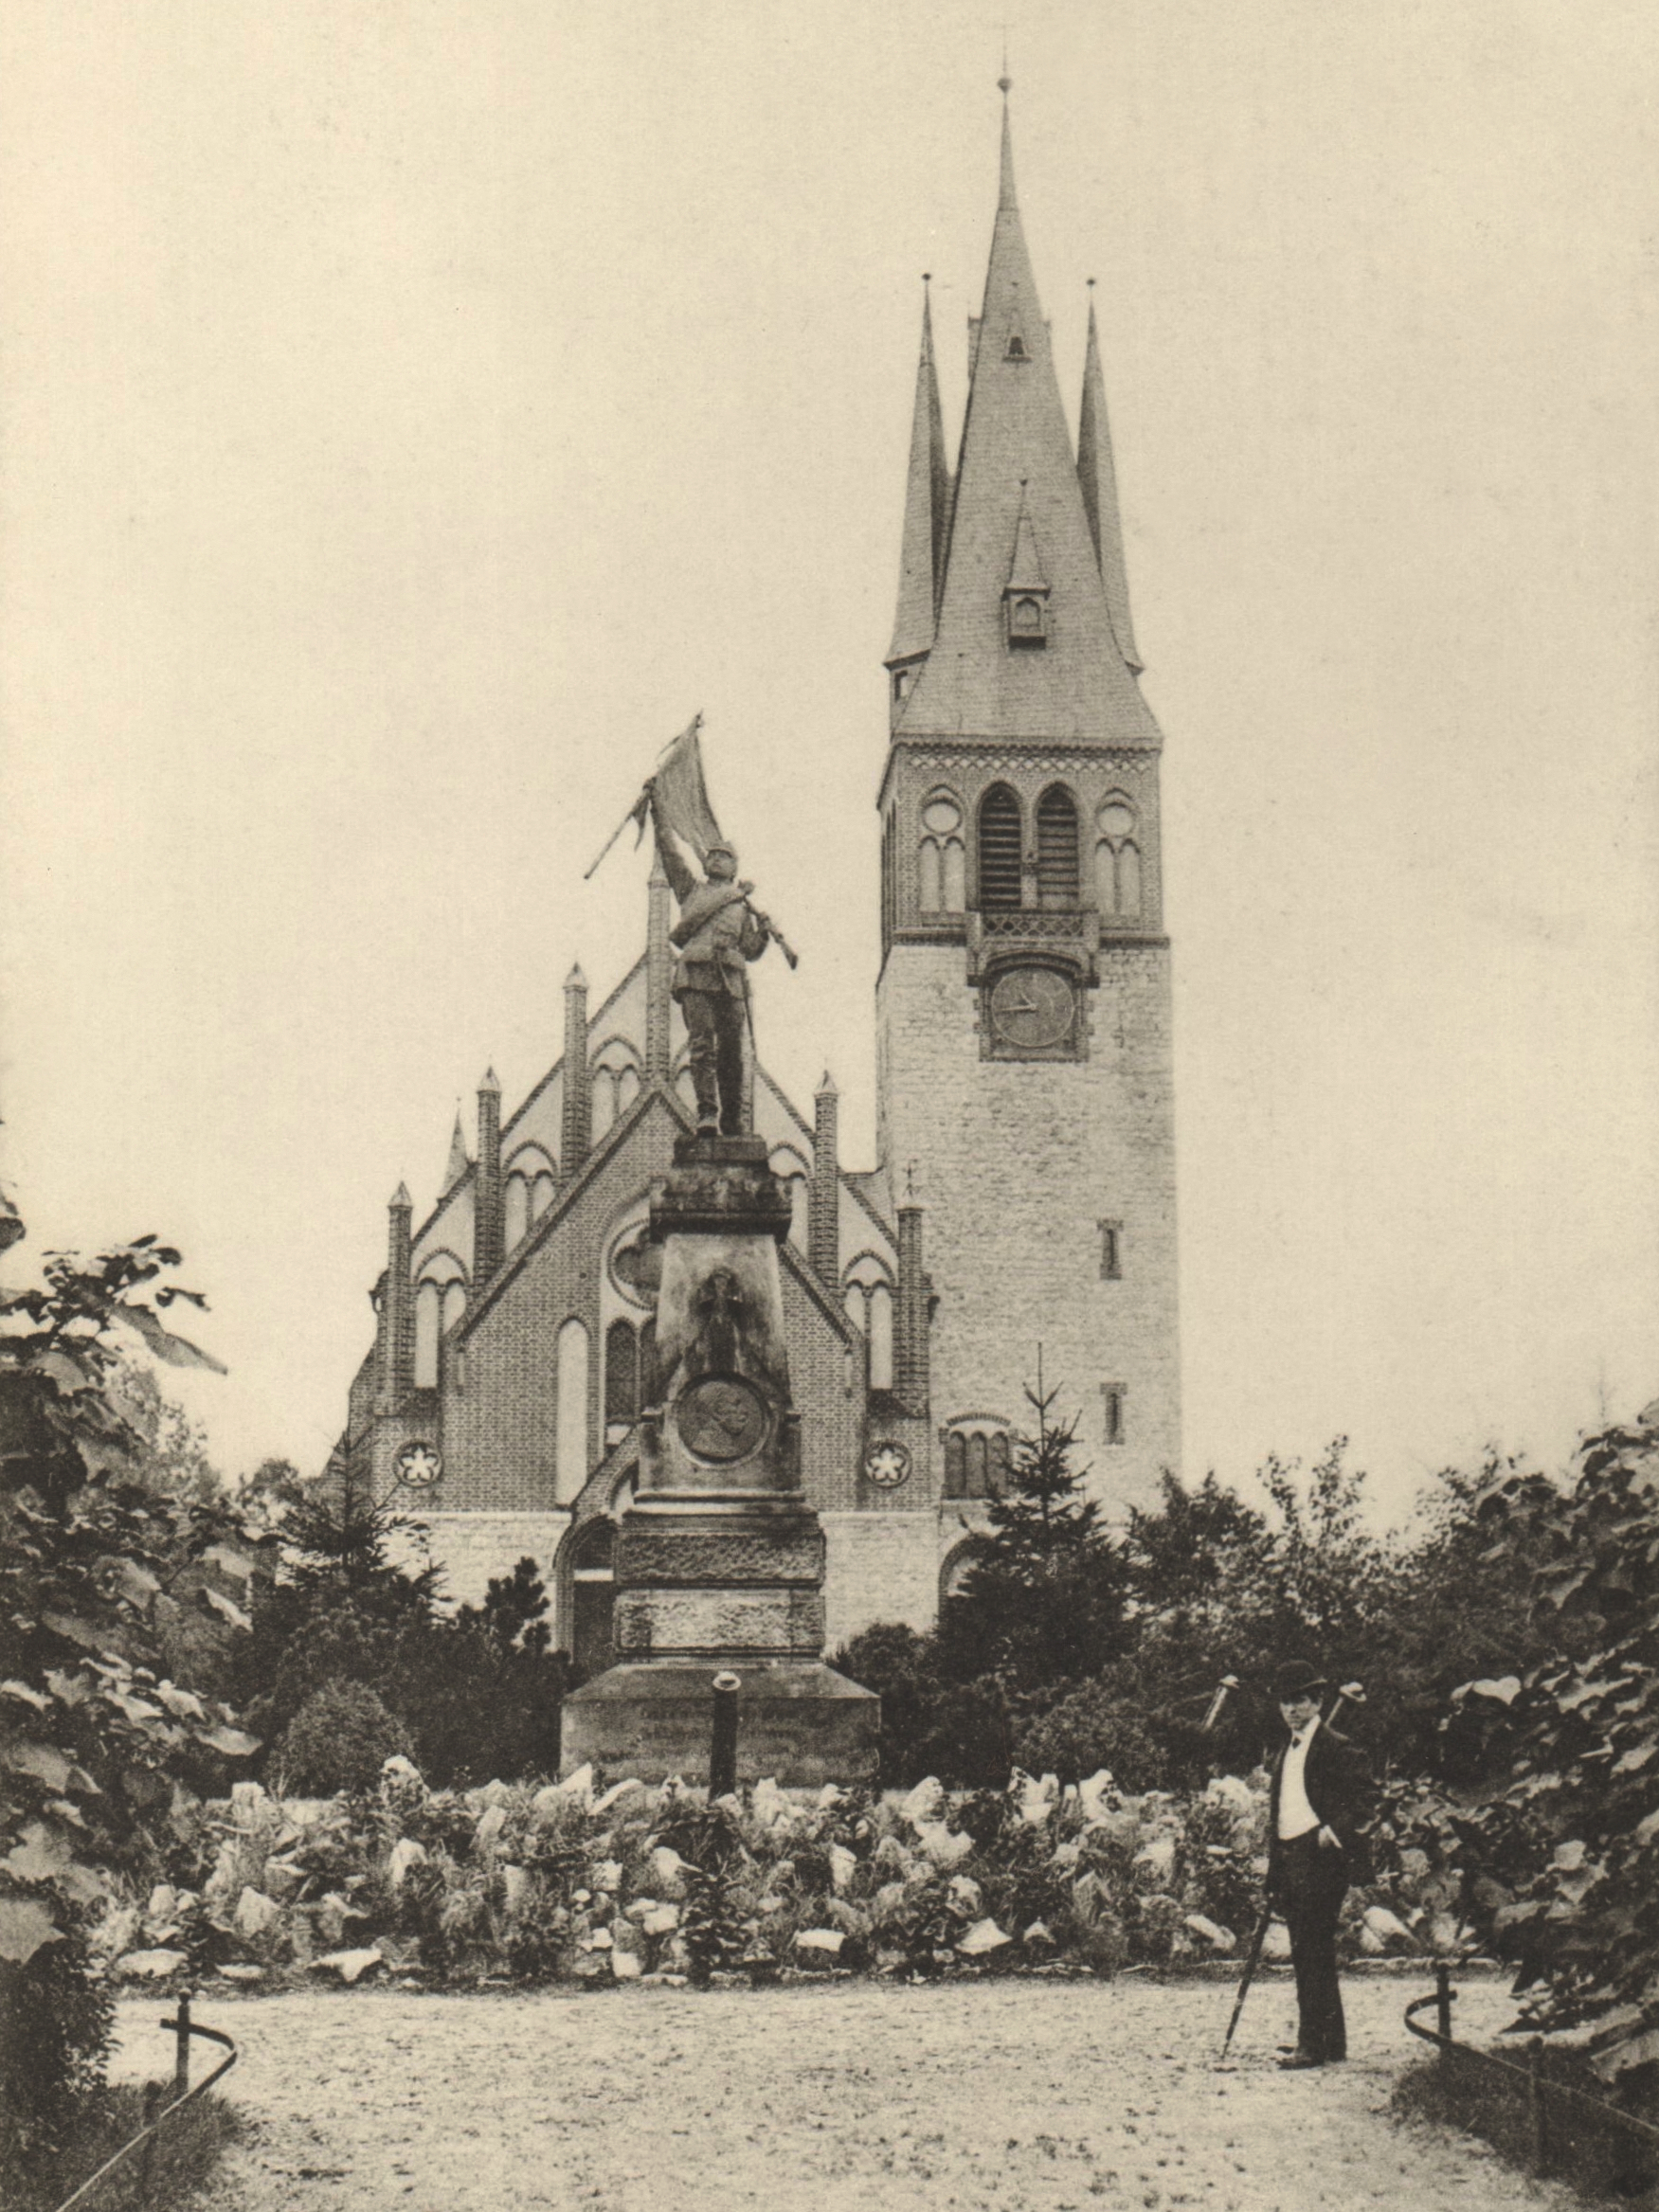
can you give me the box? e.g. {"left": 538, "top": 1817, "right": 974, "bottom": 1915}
{"left": 561, "top": 1135, "right": 877, "bottom": 1784}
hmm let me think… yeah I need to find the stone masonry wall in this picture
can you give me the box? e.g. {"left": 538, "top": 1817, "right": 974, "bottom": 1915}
{"left": 876, "top": 939, "right": 1179, "bottom": 1515}
{"left": 820, "top": 1510, "right": 940, "bottom": 1652}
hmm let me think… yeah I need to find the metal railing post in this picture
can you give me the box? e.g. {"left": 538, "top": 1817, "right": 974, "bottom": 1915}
{"left": 710, "top": 1670, "right": 740, "bottom": 1798}
{"left": 173, "top": 1993, "right": 192, "bottom": 2096}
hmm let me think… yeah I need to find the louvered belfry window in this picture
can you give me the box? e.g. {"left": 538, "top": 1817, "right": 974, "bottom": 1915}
{"left": 1036, "top": 786, "right": 1079, "bottom": 908}
{"left": 977, "top": 784, "right": 1022, "bottom": 909}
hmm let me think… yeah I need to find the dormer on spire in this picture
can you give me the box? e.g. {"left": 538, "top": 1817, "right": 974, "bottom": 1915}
{"left": 1078, "top": 286, "right": 1144, "bottom": 674}
{"left": 1003, "top": 481, "right": 1050, "bottom": 648}
{"left": 886, "top": 279, "right": 952, "bottom": 704}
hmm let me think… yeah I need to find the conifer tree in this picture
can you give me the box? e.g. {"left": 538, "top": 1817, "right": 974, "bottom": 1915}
{"left": 935, "top": 1365, "right": 1130, "bottom": 1696}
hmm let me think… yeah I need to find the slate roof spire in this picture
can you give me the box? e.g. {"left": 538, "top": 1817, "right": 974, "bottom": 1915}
{"left": 1078, "top": 283, "right": 1143, "bottom": 674}
{"left": 892, "top": 90, "right": 1160, "bottom": 748}
{"left": 886, "top": 278, "right": 952, "bottom": 667}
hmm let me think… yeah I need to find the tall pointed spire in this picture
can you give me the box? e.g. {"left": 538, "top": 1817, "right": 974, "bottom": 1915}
{"left": 999, "top": 76, "right": 1018, "bottom": 211}
{"left": 894, "top": 93, "right": 1160, "bottom": 747}
{"left": 886, "top": 279, "right": 952, "bottom": 670}
{"left": 1078, "top": 286, "right": 1143, "bottom": 674}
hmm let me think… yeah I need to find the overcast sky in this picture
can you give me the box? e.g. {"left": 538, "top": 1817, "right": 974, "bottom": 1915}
{"left": 2, "top": 0, "right": 1655, "bottom": 1519}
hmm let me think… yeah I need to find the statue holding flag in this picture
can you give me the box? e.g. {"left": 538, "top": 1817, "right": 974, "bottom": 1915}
{"left": 587, "top": 714, "right": 795, "bottom": 1139}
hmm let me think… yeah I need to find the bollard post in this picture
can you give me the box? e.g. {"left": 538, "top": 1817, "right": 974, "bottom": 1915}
{"left": 173, "top": 1993, "right": 192, "bottom": 2096}
{"left": 710, "top": 1671, "right": 741, "bottom": 1798}
{"left": 1528, "top": 2038, "right": 1550, "bottom": 2175}
{"left": 1434, "top": 1962, "right": 1454, "bottom": 2064}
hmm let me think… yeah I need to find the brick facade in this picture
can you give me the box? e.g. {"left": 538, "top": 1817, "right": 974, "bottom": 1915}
{"left": 335, "top": 106, "right": 1181, "bottom": 1665}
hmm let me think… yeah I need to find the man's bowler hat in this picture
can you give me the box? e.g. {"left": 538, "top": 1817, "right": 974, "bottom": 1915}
{"left": 1273, "top": 1660, "right": 1329, "bottom": 1701}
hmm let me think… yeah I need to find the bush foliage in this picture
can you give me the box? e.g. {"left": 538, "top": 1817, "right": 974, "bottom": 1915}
{"left": 0, "top": 1240, "right": 262, "bottom": 2165}
{"left": 82, "top": 1755, "right": 1462, "bottom": 1995}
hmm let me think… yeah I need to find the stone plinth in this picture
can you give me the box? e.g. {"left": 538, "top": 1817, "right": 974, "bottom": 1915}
{"left": 561, "top": 1132, "right": 877, "bottom": 1783}
{"left": 561, "top": 1660, "right": 877, "bottom": 1789}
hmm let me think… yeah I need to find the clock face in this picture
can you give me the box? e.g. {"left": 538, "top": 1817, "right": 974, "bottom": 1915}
{"left": 676, "top": 1376, "right": 768, "bottom": 1464}
{"left": 864, "top": 1441, "right": 911, "bottom": 1490}
{"left": 989, "top": 965, "right": 1074, "bottom": 1052}
{"left": 396, "top": 1440, "right": 443, "bottom": 1487}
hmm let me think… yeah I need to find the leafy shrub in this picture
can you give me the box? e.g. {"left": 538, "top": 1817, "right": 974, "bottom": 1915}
{"left": 1014, "top": 1681, "right": 1166, "bottom": 1792}
{"left": 0, "top": 1238, "right": 261, "bottom": 2173}
{"left": 273, "top": 1681, "right": 413, "bottom": 1797}
{"left": 0, "top": 1920, "right": 114, "bottom": 2168}
{"left": 1374, "top": 1416, "right": 1659, "bottom": 2097}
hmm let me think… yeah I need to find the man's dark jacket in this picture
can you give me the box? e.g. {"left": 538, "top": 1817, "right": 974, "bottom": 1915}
{"left": 1266, "top": 1720, "right": 1376, "bottom": 1892}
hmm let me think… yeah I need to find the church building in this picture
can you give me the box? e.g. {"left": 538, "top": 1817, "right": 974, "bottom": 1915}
{"left": 334, "top": 95, "right": 1181, "bottom": 1671}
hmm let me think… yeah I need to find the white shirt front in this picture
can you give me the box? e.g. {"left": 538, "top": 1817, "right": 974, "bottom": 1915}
{"left": 1277, "top": 1717, "right": 1321, "bottom": 1841}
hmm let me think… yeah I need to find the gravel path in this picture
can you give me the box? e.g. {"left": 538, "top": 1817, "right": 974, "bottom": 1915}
{"left": 110, "top": 1973, "right": 1578, "bottom": 2211}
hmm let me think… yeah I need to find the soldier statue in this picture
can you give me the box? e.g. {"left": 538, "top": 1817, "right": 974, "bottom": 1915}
{"left": 648, "top": 779, "right": 775, "bottom": 1137}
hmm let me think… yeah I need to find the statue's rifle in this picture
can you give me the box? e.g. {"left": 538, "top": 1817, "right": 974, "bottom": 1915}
{"left": 1214, "top": 1679, "right": 1366, "bottom": 2068}
{"left": 747, "top": 905, "right": 800, "bottom": 971}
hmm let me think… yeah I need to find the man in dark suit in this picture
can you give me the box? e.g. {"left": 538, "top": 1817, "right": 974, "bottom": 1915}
{"left": 1266, "top": 1660, "right": 1374, "bottom": 2068}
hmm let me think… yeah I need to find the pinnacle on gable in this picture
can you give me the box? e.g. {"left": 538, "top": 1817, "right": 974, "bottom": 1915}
{"left": 1078, "top": 287, "right": 1143, "bottom": 674}
{"left": 816, "top": 1070, "right": 839, "bottom": 1097}
{"left": 565, "top": 963, "right": 587, "bottom": 992}
{"left": 478, "top": 1067, "right": 501, "bottom": 1096}
{"left": 389, "top": 1181, "right": 412, "bottom": 1212}
{"left": 442, "top": 1109, "right": 470, "bottom": 1196}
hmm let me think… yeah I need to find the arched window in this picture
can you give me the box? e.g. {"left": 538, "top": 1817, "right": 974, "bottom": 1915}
{"left": 977, "top": 784, "right": 1022, "bottom": 910}
{"left": 841, "top": 1255, "right": 897, "bottom": 1393}
{"left": 570, "top": 1519, "right": 616, "bottom": 1678}
{"left": 943, "top": 1423, "right": 1011, "bottom": 1500}
{"left": 504, "top": 1147, "right": 555, "bottom": 1250}
{"left": 604, "top": 1318, "right": 640, "bottom": 1429}
{"left": 589, "top": 1049, "right": 642, "bottom": 1142}
{"left": 1036, "top": 786, "right": 1079, "bottom": 908}
{"left": 414, "top": 1281, "right": 442, "bottom": 1391}
{"left": 640, "top": 1319, "right": 659, "bottom": 1408}
{"left": 768, "top": 1146, "right": 810, "bottom": 1249}
{"left": 554, "top": 1318, "right": 589, "bottom": 1504}
{"left": 918, "top": 793, "right": 965, "bottom": 916}
{"left": 867, "top": 1285, "right": 894, "bottom": 1392}
{"left": 944, "top": 1432, "right": 967, "bottom": 1497}
{"left": 591, "top": 1070, "right": 617, "bottom": 1140}
{"left": 1005, "top": 333, "right": 1027, "bottom": 360}
{"left": 413, "top": 1252, "right": 467, "bottom": 1389}
{"left": 504, "top": 1174, "right": 530, "bottom": 1252}
{"left": 1096, "top": 795, "right": 1143, "bottom": 919}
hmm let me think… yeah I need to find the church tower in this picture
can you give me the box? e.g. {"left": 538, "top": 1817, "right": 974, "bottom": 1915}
{"left": 876, "top": 89, "right": 1180, "bottom": 1508}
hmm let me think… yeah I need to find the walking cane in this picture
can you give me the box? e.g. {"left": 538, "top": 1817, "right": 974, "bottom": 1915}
{"left": 1214, "top": 1679, "right": 1365, "bottom": 2068}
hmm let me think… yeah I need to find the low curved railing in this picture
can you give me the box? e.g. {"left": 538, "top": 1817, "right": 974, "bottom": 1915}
{"left": 53, "top": 1995, "right": 237, "bottom": 2212}
{"left": 1406, "top": 1963, "right": 1659, "bottom": 2179}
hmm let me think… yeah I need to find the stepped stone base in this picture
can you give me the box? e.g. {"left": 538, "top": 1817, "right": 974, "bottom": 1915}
{"left": 559, "top": 1660, "right": 879, "bottom": 1787}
